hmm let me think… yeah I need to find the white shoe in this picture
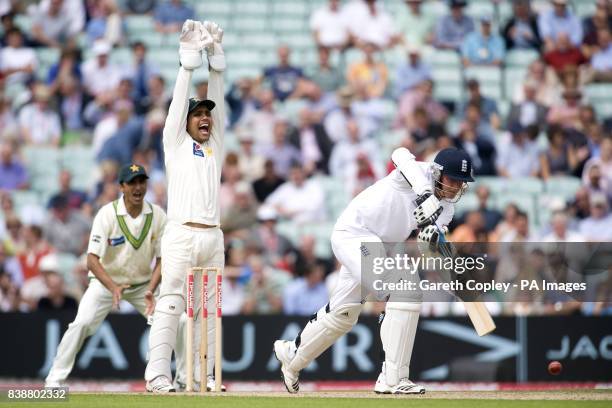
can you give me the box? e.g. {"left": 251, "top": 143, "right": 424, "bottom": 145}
{"left": 44, "top": 380, "right": 65, "bottom": 388}
{"left": 146, "top": 375, "right": 176, "bottom": 393}
{"left": 273, "top": 340, "right": 299, "bottom": 393}
{"left": 172, "top": 378, "right": 186, "bottom": 392}
{"left": 206, "top": 375, "right": 227, "bottom": 392}
{"left": 374, "top": 371, "right": 425, "bottom": 394}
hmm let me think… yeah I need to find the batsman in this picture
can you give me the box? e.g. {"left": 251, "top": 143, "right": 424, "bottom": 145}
{"left": 274, "top": 147, "right": 475, "bottom": 394}
{"left": 145, "top": 20, "right": 226, "bottom": 393}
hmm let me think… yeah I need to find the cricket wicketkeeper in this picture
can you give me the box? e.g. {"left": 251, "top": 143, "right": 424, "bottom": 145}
{"left": 144, "top": 20, "right": 226, "bottom": 393}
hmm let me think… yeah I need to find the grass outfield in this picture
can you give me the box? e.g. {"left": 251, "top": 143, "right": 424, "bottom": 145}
{"left": 14, "top": 390, "right": 612, "bottom": 408}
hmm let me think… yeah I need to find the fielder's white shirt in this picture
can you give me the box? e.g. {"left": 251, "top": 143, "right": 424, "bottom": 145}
{"left": 163, "top": 67, "right": 225, "bottom": 225}
{"left": 335, "top": 165, "right": 454, "bottom": 242}
{"left": 87, "top": 197, "right": 166, "bottom": 285}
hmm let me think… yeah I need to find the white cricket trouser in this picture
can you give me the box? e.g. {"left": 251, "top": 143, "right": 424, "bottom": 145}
{"left": 45, "top": 279, "right": 150, "bottom": 384}
{"left": 145, "top": 222, "right": 224, "bottom": 382}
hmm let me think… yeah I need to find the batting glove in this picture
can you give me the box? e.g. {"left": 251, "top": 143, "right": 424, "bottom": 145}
{"left": 418, "top": 225, "right": 455, "bottom": 260}
{"left": 414, "top": 192, "right": 442, "bottom": 228}
{"left": 203, "top": 20, "right": 226, "bottom": 72}
{"left": 179, "top": 19, "right": 207, "bottom": 70}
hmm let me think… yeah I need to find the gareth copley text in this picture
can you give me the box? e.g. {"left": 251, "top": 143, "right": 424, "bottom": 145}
{"left": 372, "top": 279, "right": 587, "bottom": 294}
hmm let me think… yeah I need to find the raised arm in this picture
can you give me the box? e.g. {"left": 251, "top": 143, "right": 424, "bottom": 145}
{"left": 203, "top": 21, "right": 227, "bottom": 148}
{"left": 163, "top": 20, "right": 207, "bottom": 149}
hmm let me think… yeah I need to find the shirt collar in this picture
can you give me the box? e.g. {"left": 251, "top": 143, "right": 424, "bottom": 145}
{"left": 117, "top": 195, "right": 152, "bottom": 216}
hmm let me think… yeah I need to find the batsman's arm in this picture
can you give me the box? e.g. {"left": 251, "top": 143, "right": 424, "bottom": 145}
{"left": 391, "top": 147, "right": 432, "bottom": 196}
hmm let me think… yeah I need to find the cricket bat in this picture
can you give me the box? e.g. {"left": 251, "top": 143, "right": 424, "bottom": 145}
{"left": 437, "top": 227, "right": 496, "bottom": 336}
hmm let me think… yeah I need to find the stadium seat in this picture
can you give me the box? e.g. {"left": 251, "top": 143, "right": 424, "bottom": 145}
{"left": 10, "top": 191, "right": 40, "bottom": 214}
{"left": 504, "top": 49, "right": 540, "bottom": 68}
{"left": 272, "top": 0, "right": 309, "bottom": 16}
{"left": 36, "top": 48, "right": 61, "bottom": 68}
{"left": 584, "top": 84, "right": 612, "bottom": 103}
{"left": 276, "top": 221, "right": 302, "bottom": 246}
{"left": 504, "top": 67, "right": 527, "bottom": 100}
{"left": 544, "top": 176, "right": 582, "bottom": 199}
{"left": 233, "top": 17, "right": 268, "bottom": 32}
{"left": 125, "top": 15, "right": 155, "bottom": 36}
{"left": 196, "top": 0, "right": 233, "bottom": 15}
{"left": 466, "top": 1, "right": 495, "bottom": 19}
{"left": 273, "top": 18, "right": 308, "bottom": 33}
{"left": 428, "top": 50, "right": 461, "bottom": 67}
{"left": 434, "top": 82, "right": 463, "bottom": 103}
{"left": 422, "top": 1, "right": 448, "bottom": 18}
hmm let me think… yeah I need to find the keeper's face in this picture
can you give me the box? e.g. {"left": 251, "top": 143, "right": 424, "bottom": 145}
{"left": 121, "top": 176, "right": 147, "bottom": 208}
{"left": 187, "top": 107, "right": 212, "bottom": 143}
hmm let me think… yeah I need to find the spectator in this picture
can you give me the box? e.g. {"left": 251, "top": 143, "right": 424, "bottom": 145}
{"left": 264, "top": 163, "right": 326, "bottom": 223}
{"left": 310, "top": 0, "right": 349, "bottom": 50}
{"left": 459, "top": 100, "right": 495, "bottom": 143}
{"left": 579, "top": 193, "right": 612, "bottom": 241}
{"left": 0, "top": 28, "right": 36, "bottom": 86}
{"left": 153, "top": 0, "right": 194, "bottom": 34}
{"left": 38, "top": 0, "right": 86, "bottom": 37}
{"left": 582, "top": 137, "right": 612, "bottom": 192}
{"left": 543, "top": 32, "right": 587, "bottom": 74}
{"left": 16, "top": 225, "right": 53, "bottom": 283}
{"left": 143, "top": 74, "right": 170, "bottom": 113}
{"left": 225, "top": 78, "right": 257, "bottom": 128}
{"left": 434, "top": 0, "right": 474, "bottom": 50}
{"left": 20, "top": 252, "right": 56, "bottom": 310}
{"left": 283, "top": 262, "right": 328, "bottom": 315}
{"left": 221, "top": 182, "right": 258, "bottom": 236}
{"left": 124, "top": 41, "right": 159, "bottom": 102}
{"left": 96, "top": 101, "right": 143, "bottom": 164}
{"left": 31, "top": 0, "right": 79, "bottom": 48}
{"left": 252, "top": 160, "right": 286, "bottom": 204}
{"left": 242, "top": 255, "right": 290, "bottom": 314}
{"left": 341, "top": 0, "right": 400, "bottom": 49}
{"left": 503, "top": 0, "right": 542, "bottom": 50}
{"left": 246, "top": 89, "right": 278, "bottom": 147}
{"left": 346, "top": 42, "right": 388, "bottom": 99}
{"left": 2, "top": 214, "right": 24, "bottom": 256}
{"left": 260, "top": 119, "right": 302, "bottom": 178}
{"left": 300, "top": 80, "right": 337, "bottom": 118}
{"left": 329, "top": 119, "right": 382, "bottom": 182}
{"left": 56, "top": 76, "right": 86, "bottom": 132}
{"left": 538, "top": 0, "right": 583, "bottom": 51}
{"left": 497, "top": 123, "right": 540, "bottom": 178}
{"left": 43, "top": 195, "right": 90, "bottom": 256}
{"left": 513, "top": 60, "right": 558, "bottom": 106}
{"left": 236, "top": 129, "right": 265, "bottom": 182}
{"left": 407, "top": 107, "right": 446, "bottom": 145}
{"left": 455, "top": 107, "right": 497, "bottom": 176}
{"left": 246, "top": 206, "right": 293, "bottom": 266}
{"left": 507, "top": 80, "right": 548, "bottom": 129}
{"left": 542, "top": 212, "right": 585, "bottom": 242}
{"left": 309, "top": 47, "right": 344, "bottom": 94}
{"left": 582, "top": 3, "right": 612, "bottom": 58}
{"left": 290, "top": 108, "right": 334, "bottom": 174}
{"left": 0, "top": 242, "right": 23, "bottom": 289}
{"left": 498, "top": 210, "right": 532, "bottom": 242}
{"left": 324, "top": 86, "right": 376, "bottom": 142}
{"left": 18, "top": 85, "right": 62, "bottom": 146}
{"left": 540, "top": 126, "right": 579, "bottom": 179}
{"left": 395, "top": 79, "right": 448, "bottom": 129}
{"left": 546, "top": 87, "right": 582, "bottom": 128}
{"left": 0, "top": 95, "right": 18, "bottom": 141}
{"left": 46, "top": 48, "right": 82, "bottom": 94}
{"left": 37, "top": 270, "right": 78, "bottom": 311}
{"left": 81, "top": 41, "right": 122, "bottom": 98}
{"left": 450, "top": 211, "right": 489, "bottom": 242}
{"left": 475, "top": 185, "right": 503, "bottom": 232}
{"left": 396, "top": 0, "right": 435, "bottom": 47}
{"left": 586, "top": 29, "right": 612, "bottom": 82}
{"left": 0, "top": 245, "right": 21, "bottom": 311}
{"left": 461, "top": 16, "right": 505, "bottom": 66}
{"left": 219, "top": 155, "right": 243, "bottom": 213}
{"left": 262, "top": 45, "right": 304, "bottom": 102}
{"left": 85, "top": 0, "right": 124, "bottom": 47}
{"left": 47, "top": 170, "right": 88, "bottom": 210}
{"left": 394, "top": 46, "right": 432, "bottom": 98}
{"left": 461, "top": 79, "right": 500, "bottom": 130}
{"left": 0, "top": 142, "right": 28, "bottom": 191}
{"left": 582, "top": 164, "right": 612, "bottom": 204}
{"left": 91, "top": 100, "right": 126, "bottom": 157}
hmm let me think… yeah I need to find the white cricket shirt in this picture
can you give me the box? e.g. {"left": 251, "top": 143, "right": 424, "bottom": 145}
{"left": 87, "top": 197, "right": 167, "bottom": 285}
{"left": 335, "top": 165, "right": 454, "bottom": 242}
{"left": 163, "top": 67, "right": 225, "bottom": 225}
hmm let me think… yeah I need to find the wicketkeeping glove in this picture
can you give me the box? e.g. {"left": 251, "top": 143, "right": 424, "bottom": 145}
{"left": 179, "top": 19, "right": 207, "bottom": 70}
{"left": 203, "top": 20, "right": 226, "bottom": 72}
{"left": 414, "top": 192, "right": 442, "bottom": 228}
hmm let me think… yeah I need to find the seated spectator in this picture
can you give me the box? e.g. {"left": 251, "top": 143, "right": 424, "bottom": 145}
{"left": 16, "top": 225, "right": 53, "bottom": 282}
{"left": 461, "top": 79, "right": 500, "bottom": 130}
{"left": 513, "top": 60, "right": 558, "bottom": 106}
{"left": 143, "top": 74, "right": 170, "bottom": 113}
{"left": 260, "top": 120, "right": 302, "bottom": 178}
{"left": 543, "top": 32, "right": 587, "bottom": 74}
{"left": 91, "top": 100, "right": 125, "bottom": 157}
{"left": 38, "top": 0, "right": 86, "bottom": 38}
{"left": 221, "top": 182, "right": 258, "bottom": 236}
{"left": 153, "top": 0, "right": 194, "bottom": 34}
{"left": 507, "top": 80, "right": 548, "bottom": 129}
{"left": 309, "top": 47, "right": 344, "bottom": 94}
{"left": 219, "top": 154, "right": 243, "bottom": 213}
{"left": 582, "top": 164, "right": 612, "bottom": 204}
{"left": 31, "top": 0, "right": 79, "bottom": 48}
{"left": 540, "top": 126, "right": 579, "bottom": 179}
{"left": 37, "top": 269, "right": 78, "bottom": 311}
{"left": 498, "top": 210, "right": 532, "bottom": 242}
{"left": 455, "top": 109, "right": 497, "bottom": 175}
{"left": 0, "top": 96, "right": 18, "bottom": 141}
{"left": 20, "top": 253, "right": 59, "bottom": 310}
{"left": 542, "top": 212, "right": 585, "bottom": 242}
{"left": 236, "top": 129, "right": 265, "bottom": 182}
{"left": 252, "top": 160, "right": 285, "bottom": 204}
{"left": 586, "top": 29, "right": 612, "bottom": 82}
{"left": 242, "top": 255, "right": 290, "bottom": 314}
{"left": 262, "top": 45, "right": 304, "bottom": 102}
{"left": 538, "top": 0, "right": 583, "bottom": 51}
{"left": 310, "top": 0, "right": 349, "bottom": 50}
{"left": 284, "top": 263, "right": 329, "bottom": 314}
{"left": 0, "top": 235, "right": 24, "bottom": 287}
{"left": 290, "top": 108, "right": 334, "bottom": 174}
{"left": 46, "top": 48, "right": 82, "bottom": 94}
{"left": 394, "top": 46, "right": 432, "bottom": 98}
{"left": 0, "top": 244, "right": 22, "bottom": 311}
{"left": 81, "top": 41, "right": 122, "bottom": 98}
{"left": 579, "top": 193, "right": 612, "bottom": 240}
{"left": 503, "top": 0, "right": 542, "bottom": 50}
{"left": 0, "top": 143, "right": 28, "bottom": 191}
{"left": 246, "top": 207, "right": 293, "bottom": 266}
{"left": 329, "top": 119, "right": 382, "bottom": 181}
{"left": 0, "top": 28, "right": 36, "bottom": 86}
{"left": 225, "top": 78, "right": 257, "bottom": 128}
{"left": 497, "top": 123, "right": 540, "bottom": 178}
{"left": 396, "top": 0, "right": 435, "bottom": 47}
{"left": 582, "top": 137, "right": 612, "bottom": 192}
{"left": 459, "top": 101, "right": 495, "bottom": 143}
{"left": 475, "top": 185, "right": 503, "bottom": 233}
{"left": 395, "top": 79, "right": 448, "bottom": 129}
{"left": 43, "top": 195, "right": 91, "bottom": 256}
{"left": 546, "top": 87, "right": 582, "bottom": 128}
{"left": 47, "top": 170, "right": 88, "bottom": 210}
{"left": 85, "top": 0, "right": 124, "bottom": 47}
{"left": 461, "top": 16, "right": 505, "bottom": 66}
{"left": 18, "top": 85, "right": 61, "bottom": 146}
{"left": 123, "top": 41, "right": 159, "bottom": 102}
{"left": 450, "top": 211, "right": 489, "bottom": 242}
{"left": 56, "top": 76, "right": 86, "bottom": 132}
{"left": 433, "top": 0, "right": 474, "bottom": 50}
{"left": 341, "top": 0, "right": 400, "bottom": 49}
{"left": 300, "top": 80, "right": 337, "bottom": 118}
{"left": 324, "top": 86, "right": 377, "bottom": 142}
{"left": 264, "top": 163, "right": 326, "bottom": 223}
{"left": 245, "top": 89, "right": 279, "bottom": 147}
{"left": 581, "top": 2, "right": 612, "bottom": 58}
{"left": 408, "top": 107, "right": 446, "bottom": 145}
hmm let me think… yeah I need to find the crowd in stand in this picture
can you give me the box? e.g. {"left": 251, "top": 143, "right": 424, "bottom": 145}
{"left": 0, "top": 0, "right": 611, "bottom": 316}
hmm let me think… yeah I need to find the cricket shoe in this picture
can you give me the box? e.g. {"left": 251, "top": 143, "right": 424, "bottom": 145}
{"left": 273, "top": 340, "right": 299, "bottom": 393}
{"left": 206, "top": 375, "right": 227, "bottom": 392}
{"left": 44, "top": 380, "right": 66, "bottom": 388}
{"left": 374, "top": 370, "right": 425, "bottom": 394}
{"left": 146, "top": 375, "right": 176, "bottom": 393}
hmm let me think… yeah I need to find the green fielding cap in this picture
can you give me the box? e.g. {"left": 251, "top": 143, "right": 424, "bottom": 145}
{"left": 188, "top": 97, "right": 215, "bottom": 114}
{"left": 118, "top": 163, "right": 149, "bottom": 184}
